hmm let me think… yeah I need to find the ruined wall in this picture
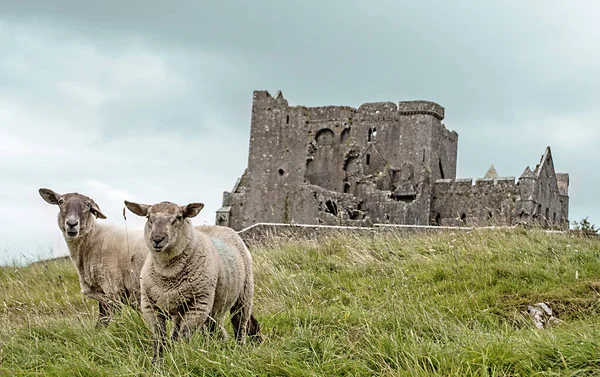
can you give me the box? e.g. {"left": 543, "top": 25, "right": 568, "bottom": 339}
{"left": 431, "top": 123, "right": 459, "bottom": 180}
{"left": 431, "top": 177, "right": 518, "bottom": 226}
{"left": 557, "top": 173, "right": 570, "bottom": 228}
{"left": 355, "top": 168, "right": 433, "bottom": 225}
{"left": 304, "top": 105, "right": 356, "bottom": 192}
{"left": 218, "top": 90, "right": 569, "bottom": 232}
{"left": 531, "top": 150, "right": 564, "bottom": 228}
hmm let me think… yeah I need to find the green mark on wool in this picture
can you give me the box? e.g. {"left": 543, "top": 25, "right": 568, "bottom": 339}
{"left": 210, "top": 237, "right": 235, "bottom": 264}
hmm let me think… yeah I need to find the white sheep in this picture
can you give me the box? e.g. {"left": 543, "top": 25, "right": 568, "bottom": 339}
{"left": 124, "top": 199, "right": 259, "bottom": 362}
{"left": 39, "top": 188, "right": 149, "bottom": 327}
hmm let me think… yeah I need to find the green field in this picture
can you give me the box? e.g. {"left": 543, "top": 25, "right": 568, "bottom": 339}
{"left": 1, "top": 229, "right": 600, "bottom": 376}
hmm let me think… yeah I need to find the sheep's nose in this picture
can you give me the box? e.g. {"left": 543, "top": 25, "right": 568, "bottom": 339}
{"left": 66, "top": 219, "right": 79, "bottom": 227}
{"left": 152, "top": 235, "right": 165, "bottom": 245}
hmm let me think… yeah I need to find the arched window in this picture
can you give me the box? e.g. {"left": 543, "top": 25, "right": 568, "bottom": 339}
{"left": 315, "top": 128, "right": 335, "bottom": 146}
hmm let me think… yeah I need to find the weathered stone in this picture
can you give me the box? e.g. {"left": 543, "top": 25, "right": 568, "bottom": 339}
{"left": 524, "top": 302, "right": 559, "bottom": 329}
{"left": 216, "top": 91, "right": 570, "bottom": 231}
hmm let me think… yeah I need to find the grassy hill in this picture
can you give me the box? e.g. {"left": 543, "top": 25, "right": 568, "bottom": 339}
{"left": 1, "top": 229, "right": 599, "bottom": 376}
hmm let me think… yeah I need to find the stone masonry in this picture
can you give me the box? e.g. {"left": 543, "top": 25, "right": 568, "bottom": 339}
{"left": 216, "top": 90, "right": 570, "bottom": 230}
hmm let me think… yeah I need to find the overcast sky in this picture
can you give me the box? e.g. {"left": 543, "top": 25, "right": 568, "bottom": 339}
{"left": 1, "top": 1, "right": 598, "bottom": 264}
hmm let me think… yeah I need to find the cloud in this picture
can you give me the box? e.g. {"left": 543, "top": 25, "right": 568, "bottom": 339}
{"left": 1, "top": 1, "right": 599, "bottom": 263}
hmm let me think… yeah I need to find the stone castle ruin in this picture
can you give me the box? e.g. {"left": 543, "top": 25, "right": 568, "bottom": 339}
{"left": 216, "top": 90, "right": 570, "bottom": 231}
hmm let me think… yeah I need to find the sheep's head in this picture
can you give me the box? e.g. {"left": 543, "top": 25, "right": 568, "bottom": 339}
{"left": 39, "top": 188, "right": 107, "bottom": 240}
{"left": 124, "top": 200, "right": 204, "bottom": 253}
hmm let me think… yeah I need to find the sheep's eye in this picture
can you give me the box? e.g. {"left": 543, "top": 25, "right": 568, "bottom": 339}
{"left": 171, "top": 216, "right": 181, "bottom": 225}
{"left": 58, "top": 198, "right": 64, "bottom": 205}
{"left": 86, "top": 202, "right": 92, "bottom": 209}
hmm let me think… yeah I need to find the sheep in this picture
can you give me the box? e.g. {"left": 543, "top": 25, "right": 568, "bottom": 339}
{"left": 39, "top": 188, "right": 149, "bottom": 327}
{"left": 124, "top": 199, "right": 259, "bottom": 362}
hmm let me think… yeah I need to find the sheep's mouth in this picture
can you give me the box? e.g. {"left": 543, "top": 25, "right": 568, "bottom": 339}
{"left": 151, "top": 243, "right": 167, "bottom": 252}
{"left": 66, "top": 230, "right": 79, "bottom": 238}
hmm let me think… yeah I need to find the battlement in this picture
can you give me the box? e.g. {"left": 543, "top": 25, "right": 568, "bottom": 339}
{"left": 434, "top": 177, "right": 517, "bottom": 193}
{"left": 252, "top": 90, "right": 289, "bottom": 108}
{"left": 476, "top": 177, "right": 516, "bottom": 187}
{"left": 253, "top": 90, "right": 445, "bottom": 122}
{"left": 357, "top": 101, "right": 398, "bottom": 114}
{"left": 398, "top": 101, "right": 445, "bottom": 120}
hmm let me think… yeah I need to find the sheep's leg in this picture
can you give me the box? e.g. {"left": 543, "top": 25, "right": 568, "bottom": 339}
{"left": 230, "top": 278, "right": 254, "bottom": 345}
{"left": 229, "top": 300, "right": 251, "bottom": 345}
{"left": 170, "top": 314, "right": 183, "bottom": 341}
{"left": 150, "top": 313, "right": 167, "bottom": 364}
{"left": 95, "top": 300, "right": 111, "bottom": 328}
{"left": 205, "top": 316, "right": 217, "bottom": 335}
{"left": 179, "top": 298, "right": 214, "bottom": 342}
{"left": 204, "top": 315, "right": 228, "bottom": 342}
{"left": 142, "top": 296, "right": 167, "bottom": 363}
{"left": 230, "top": 307, "right": 242, "bottom": 340}
{"left": 247, "top": 313, "right": 262, "bottom": 343}
{"left": 214, "top": 316, "right": 229, "bottom": 343}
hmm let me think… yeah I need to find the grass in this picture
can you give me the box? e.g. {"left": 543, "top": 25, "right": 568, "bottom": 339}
{"left": 1, "top": 228, "right": 600, "bottom": 376}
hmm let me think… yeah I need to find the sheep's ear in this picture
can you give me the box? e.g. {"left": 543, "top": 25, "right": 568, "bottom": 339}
{"left": 39, "top": 188, "right": 61, "bottom": 205}
{"left": 90, "top": 200, "right": 107, "bottom": 219}
{"left": 124, "top": 200, "right": 150, "bottom": 217}
{"left": 182, "top": 203, "right": 204, "bottom": 219}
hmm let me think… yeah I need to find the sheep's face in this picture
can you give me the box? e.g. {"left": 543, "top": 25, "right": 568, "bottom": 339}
{"left": 124, "top": 200, "right": 204, "bottom": 253}
{"left": 39, "top": 188, "right": 107, "bottom": 240}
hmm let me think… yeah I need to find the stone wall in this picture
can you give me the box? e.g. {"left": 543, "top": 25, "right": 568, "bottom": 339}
{"left": 431, "top": 177, "right": 518, "bottom": 226}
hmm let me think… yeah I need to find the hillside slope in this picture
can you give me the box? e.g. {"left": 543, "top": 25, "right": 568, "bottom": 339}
{"left": 1, "top": 229, "right": 599, "bottom": 376}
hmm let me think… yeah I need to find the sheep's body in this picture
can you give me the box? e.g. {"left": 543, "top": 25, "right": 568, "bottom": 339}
{"left": 66, "top": 222, "right": 148, "bottom": 315}
{"left": 131, "top": 201, "right": 255, "bottom": 362}
{"left": 39, "top": 189, "right": 151, "bottom": 327}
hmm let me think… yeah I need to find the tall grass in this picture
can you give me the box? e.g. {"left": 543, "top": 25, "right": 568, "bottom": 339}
{"left": 1, "top": 228, "right": 599, "bottom": 376}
